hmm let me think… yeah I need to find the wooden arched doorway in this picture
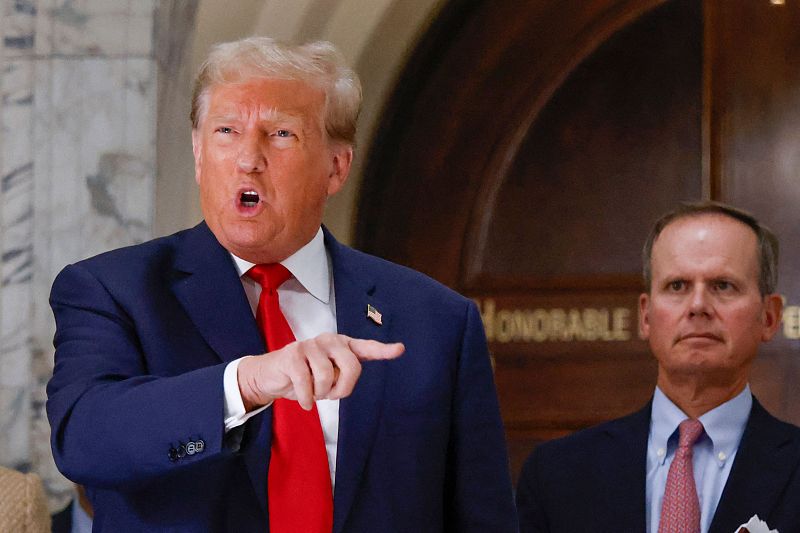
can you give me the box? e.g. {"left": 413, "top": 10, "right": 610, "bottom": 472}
{"left": 357, "top": 0, "right": 800, "bottom": 479}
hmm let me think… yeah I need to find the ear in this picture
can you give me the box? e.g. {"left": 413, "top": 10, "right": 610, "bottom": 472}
{"left": 191, "top": 129, "right": 202, "bottom": 185}
{"left": 326, "top": 144, "right": 353, "bottom": 197}
{"left": 760, "top": 293, "right": 783, "bottom": 341}
{"left": 638, "top": 292, "right": 651, "bottom": 340}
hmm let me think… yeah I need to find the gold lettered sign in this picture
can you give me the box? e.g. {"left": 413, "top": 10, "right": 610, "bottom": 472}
{"left": 472, "top": 294, "right": 800, "bottom": 354}
{"left": 477, "top": 298, "right": 632, "bottom": 343}
{"left": 781, "top": 299, "right": 800, "bottom": 340}
{"left": 470, "top": 292, "right": 648, "bottom": 359}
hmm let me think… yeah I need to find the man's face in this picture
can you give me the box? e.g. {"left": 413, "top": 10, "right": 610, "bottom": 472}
{"left": 192, "top": 77, "right": 352, "bottom": 263}
{"left": 639, "top": 214, "right": 782, "bottom": 387}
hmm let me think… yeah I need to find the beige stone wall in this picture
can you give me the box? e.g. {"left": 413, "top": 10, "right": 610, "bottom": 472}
{"left": 1, "top": 0, "right": 159, "bottom": 509}
{"left": 155, "top": 0, "right": 446, "bottom": 245}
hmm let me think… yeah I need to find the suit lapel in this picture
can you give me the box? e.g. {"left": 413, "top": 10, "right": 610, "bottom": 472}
{"left": 170, "top": 222, "right": 265, "bottom": 363}
{"left": 171, "top": 225, "right": 395, "bottom": 524}
{"left": 324, "top": 230, "right": 393, "bottom": 533}
{"left": 598, "top": 404, "right": 650, "bottom": 532}
{"left": 170, "top": 222, "right": 271, "bottom": 515}
{"left": 709, "top": 399, "right": 800, "bottom": 533}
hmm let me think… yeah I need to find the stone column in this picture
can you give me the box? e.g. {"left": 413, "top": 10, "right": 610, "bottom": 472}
{"left": 0, "top": 0, "right": 156, "bottom": 509}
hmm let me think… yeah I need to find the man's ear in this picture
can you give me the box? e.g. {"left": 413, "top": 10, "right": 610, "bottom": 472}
{"left": 191, "top": 129, "right": 202, "bottom": 185}
{"left": 327, "top": 144, "right": 353, "bottom": 197}
{"left": 638, "top": 292, "right": 650, "bottom": 340}
{"left": 760, "top": 293, "right": 784, "bottom": 341}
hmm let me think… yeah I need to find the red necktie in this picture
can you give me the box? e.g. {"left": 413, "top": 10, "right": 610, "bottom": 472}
{"left": 247, "top": 264, "right": 333, "bottom": 533}
{"left": 658, "top": 418, "right": 704, "bottom": 533}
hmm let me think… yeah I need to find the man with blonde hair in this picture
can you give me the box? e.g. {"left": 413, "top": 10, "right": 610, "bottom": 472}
{"left": 47, "top": 37, "right": 516, "bottom": 532}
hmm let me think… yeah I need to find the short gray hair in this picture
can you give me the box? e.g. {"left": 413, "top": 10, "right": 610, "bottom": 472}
{"left": 190, "top": 37, "right": 362, "bottom": 145}
{"left": 642, "top": 201, "right": 779, "bottom": 296}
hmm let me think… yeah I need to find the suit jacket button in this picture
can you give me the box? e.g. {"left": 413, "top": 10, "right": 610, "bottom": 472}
{"left": 177, "top": 444, "right": 187, "bottom": 458}
{"left": 195, "top": 440, "right": 205, "bottom": 453}
{"left": 168, "top": 447, "right": 179, "bottom": 462}
{"left": 186, "top": 441, "right": 196, "bottom": 456}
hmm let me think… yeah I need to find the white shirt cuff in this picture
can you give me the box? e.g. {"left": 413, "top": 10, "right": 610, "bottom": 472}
{"left": 223, "top": 356, "right": 270, "bottom": 432}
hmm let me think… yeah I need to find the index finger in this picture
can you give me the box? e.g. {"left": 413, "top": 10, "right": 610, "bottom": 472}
{"left": 346, "top": 338, "right": 405, "bottom": 361}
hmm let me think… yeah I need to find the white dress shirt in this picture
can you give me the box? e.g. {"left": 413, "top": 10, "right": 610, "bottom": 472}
{"left": 221, "top": 228, "right": 341, "bottom": 487}
{"left": 646, "top": 385, "right": 752, "bottom": 533}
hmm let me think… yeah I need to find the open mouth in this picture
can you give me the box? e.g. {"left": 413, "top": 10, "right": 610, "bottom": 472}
{"left": 240, "top": 190, "right": 260, "bottom": 207}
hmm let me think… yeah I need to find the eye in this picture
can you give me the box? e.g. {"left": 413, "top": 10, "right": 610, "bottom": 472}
{"left": 713, "top": 280, "right": 733, "bottom": 292}
{"left": 667, "top": 280, "right": 685, "bottom": 292}
{"left": 274, "top": 129, "right": 293, "bottom": 138}
{"left": 215, "top": 126, "right": 233, "bottom": 134}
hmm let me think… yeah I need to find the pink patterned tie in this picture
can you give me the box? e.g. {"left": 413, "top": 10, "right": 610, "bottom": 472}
{"left": 658, "top": 419, "right": 704, "bottom": 533}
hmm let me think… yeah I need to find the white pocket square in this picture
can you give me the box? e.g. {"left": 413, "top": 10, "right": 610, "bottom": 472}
{"left": 735, "top": 514, "right": 778, "bottom": 533}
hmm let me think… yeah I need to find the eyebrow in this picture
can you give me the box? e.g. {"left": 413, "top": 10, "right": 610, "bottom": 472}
{"left": 208, "top": 107, "right": 303, "bottom": 123}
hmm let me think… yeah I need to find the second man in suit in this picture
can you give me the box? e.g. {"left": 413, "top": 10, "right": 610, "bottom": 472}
{"left": 517, "top": 202, "right": 800, "bottom": 533}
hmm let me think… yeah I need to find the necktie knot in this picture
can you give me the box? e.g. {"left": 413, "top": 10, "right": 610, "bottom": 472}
{"left": 248, "top": 263, "right": 291, "bottom": 292}
{"left": 678, "top": 419, "right": 704, "bottom": 449}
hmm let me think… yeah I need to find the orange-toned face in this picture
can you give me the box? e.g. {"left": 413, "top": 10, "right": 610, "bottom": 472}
{"left": 639, "top": 214, "right": 782, "bottom": 388}
{"left": 192, "top": 77, "right": 352, "bottom": 263}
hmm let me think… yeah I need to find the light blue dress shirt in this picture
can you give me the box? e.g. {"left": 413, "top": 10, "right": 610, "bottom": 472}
{"left": 71, "top": 496, "right": 94, "bottom": 533}
{"left": 646, "top": 385, "right": 752, "bottom": 533}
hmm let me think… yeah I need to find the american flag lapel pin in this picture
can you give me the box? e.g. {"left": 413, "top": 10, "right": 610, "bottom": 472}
{"left": 366, "top": 304, "right": 383, "bottom": 326}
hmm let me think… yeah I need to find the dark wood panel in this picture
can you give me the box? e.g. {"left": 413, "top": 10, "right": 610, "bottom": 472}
{"left": 496, "top": 357, "right": 657, "bottom": 427}
{"left": 358, "top": 0, "right": 700, "bottom": 479}
{"left": 358, "top": 0, "right": 670, "bottom": 287}
{"left": 708, "top": 0, "right": 800, "bottom": 425}
{"left": 476, "top": 0, "right": 701, "bottom": 287}
{"left": 357, "top": 0, "right": 800, "bottom": 480}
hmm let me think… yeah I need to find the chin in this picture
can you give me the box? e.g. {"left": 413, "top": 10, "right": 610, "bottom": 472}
{"left": 229, "top": 230, "right": 273, "bottom": 252}
{"left": 661, "top": 351, "right": 714, "bottom": 370}
{"left": 210, "top": 220, "right": 267, "bottom": 253}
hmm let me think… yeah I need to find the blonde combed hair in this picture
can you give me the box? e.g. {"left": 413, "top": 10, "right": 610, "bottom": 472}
{"left": 190, "top": 37, "right": 362, "bottom": 145}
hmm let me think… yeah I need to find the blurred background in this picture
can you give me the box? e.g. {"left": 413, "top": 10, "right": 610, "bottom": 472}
{"left": 1, "top": 0, "right": 798, "bottom": 520}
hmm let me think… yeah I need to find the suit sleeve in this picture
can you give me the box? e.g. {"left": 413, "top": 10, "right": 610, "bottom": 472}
{"left": 445, "top": 300, "right": 519, "bottom": 532}
{"left": 46, "top": 263, "right": 232, "bottom": 490}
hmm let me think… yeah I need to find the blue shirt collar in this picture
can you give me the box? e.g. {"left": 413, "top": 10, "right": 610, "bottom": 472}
{"left": 650, "top": 384, "right": 751, "bottom": 467}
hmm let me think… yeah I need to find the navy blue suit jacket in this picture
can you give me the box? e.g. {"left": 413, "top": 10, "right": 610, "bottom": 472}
{"left": 47, "top": 223, "right": 517, "bottom": 532}
{"left": 516, "top": 398, "right": 800, "bottom": 533}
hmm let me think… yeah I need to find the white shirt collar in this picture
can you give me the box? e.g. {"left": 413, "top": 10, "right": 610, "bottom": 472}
{"left": 229, "top": 227, "right": 330, "bottom": 304}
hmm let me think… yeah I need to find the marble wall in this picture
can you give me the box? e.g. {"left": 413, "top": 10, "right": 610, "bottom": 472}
{"left": 0, "top": 0, "right": 156, "bottom": 510}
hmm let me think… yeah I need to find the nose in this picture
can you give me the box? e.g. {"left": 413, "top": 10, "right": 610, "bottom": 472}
{"left": 236, "top": 133, "right": 266, "bottom": 173}
{"left": 687, "top": 285, "right": 712, "bottom": 318}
